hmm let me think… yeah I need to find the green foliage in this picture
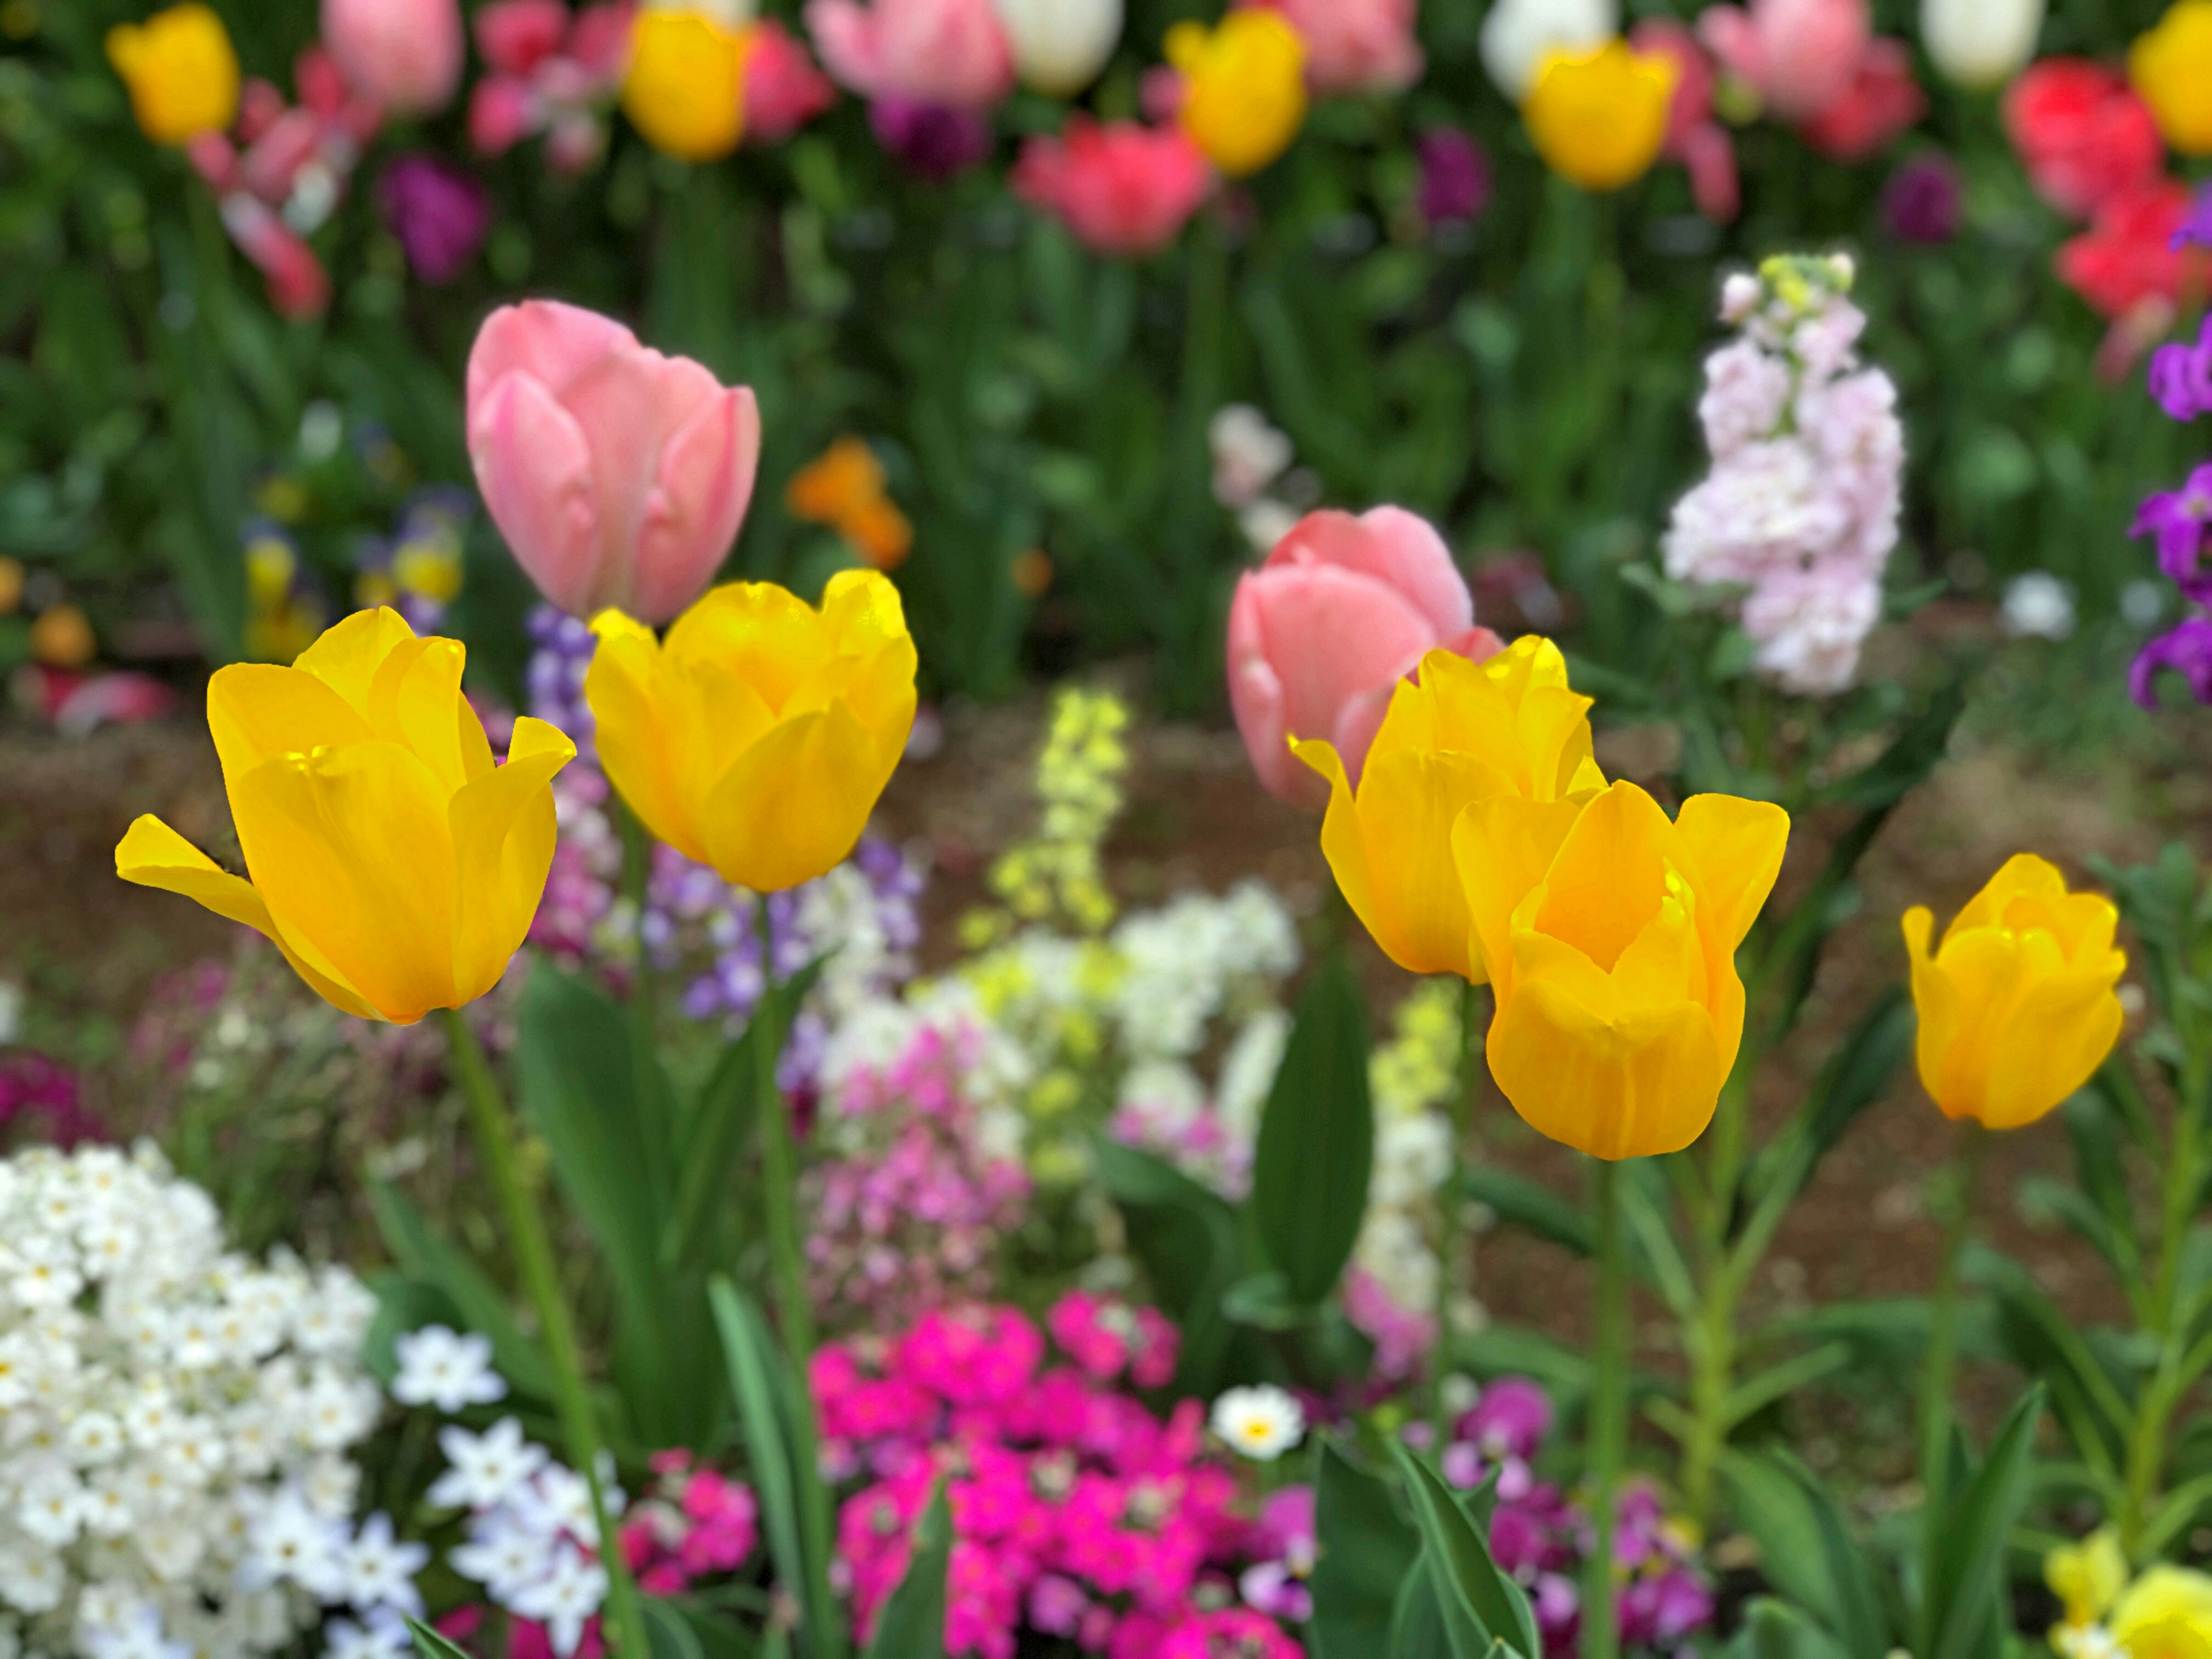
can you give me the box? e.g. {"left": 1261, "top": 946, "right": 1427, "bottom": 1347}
{"left": 1310, "top": 1440, "right": 1419, "bottom": 1659}
{"left": 1251, "top": 950, "right": 1374, "bottom": 1308}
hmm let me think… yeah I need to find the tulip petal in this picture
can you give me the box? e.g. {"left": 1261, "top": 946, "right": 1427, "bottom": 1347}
{"left": 449, "top": 715, "right": 576, "bottom": 1001}
{"left": 560, "top": 347, "right": 730, "bottom": 591}
{"left": 700, "top": 702, "right": 884, "bottom": 893}
{"left": 1529, "top": 782, "right": 1675, "bottom": 973}
{"left": 471, "top": 370, "right": 604, "bottom": 618}
{"left": 667, "top": 581, "right": 836, "bottom": 714}
{"left": 115, "top": 814, "right": 380, "bottom": 1020}
{"left": 232, "top": 742, "right": 460, "bottom": 1024}
{"left": 1359, "top": 746, "right": 1503, "bottom": 980}
{"left": 584, "top": 613, "right": 711, "bottom": 866}
{"left": 206, "top": 661, "right": 377, "bottom": 795}
{"left": 1271, "top": 507, "right": 1475, "bottom": 641}
{"left": 365, "top": 633, "right": 492, "bottom": 795}
{"left": 1452, "top": 795, "right": 1585, "bottom": 995}
{"left": 1979, "top": 965, "right": 2126, "bottom": 1130}
{"left": 293, "top": 607, "right": 422, "bottom": 713}
{"left": 1675, "top": 793, "right": 1791, "bottom": 949}
{"left": 467, "top": 298, "right": 641, "bottom": 409}
{"left": 1950, "top": 851, "right": 2066, "bottom": 939}
{"left": 630, "top": 386, "right": 762, "bottom": 626}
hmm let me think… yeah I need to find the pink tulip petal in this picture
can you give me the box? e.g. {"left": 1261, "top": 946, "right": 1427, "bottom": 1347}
{"left": 1270, "top": 507, "right": 1474, "bottom": 641}
{"left": 470, "top": 371, "right": 604, "bottom": 616}
{"left": 1228, "top": 637, "right": 1317, "bottom": 806}
{"left": 1330, "top": 684, "right": 1397, "bottom": 791}
{"left": 628, "top": 387, "right": 763, "bottom": 624}
{"left": 465, "top": 298, "right": 642, "bottom": 414}
{"left": 555, "top": 347, "right": 728, "bottom": 579}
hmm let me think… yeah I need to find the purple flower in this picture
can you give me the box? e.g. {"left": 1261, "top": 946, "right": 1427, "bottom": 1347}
{"left": 1621, "top": 1567, "right": 1717, "bottom": 1647}
{"left": 2149, "top": 316, "right": 2212, "bottom": 423}
{"left": 869, "top": 98, "right": 994, "bottom": 180}
{"left": 1417, "top": 128, "right": 1491, "bottom": 227}
{"left": 2132, "top": 618, "right": 2212, "bottom": 707}
{"left": 2172, "top": 182, "right": 2212, "bottom": 252}
{"left": 376, "top": 154, "right": 491, "bottom": 285}
{"left": 1462, "top": 1377, "right": 1553, "bottom": 1463}
{"left": 2132, "top": 463, "right": 2212, "bottom": 599}
{"left": 1883, "top": 154, "right": 1960, "bottom": 245}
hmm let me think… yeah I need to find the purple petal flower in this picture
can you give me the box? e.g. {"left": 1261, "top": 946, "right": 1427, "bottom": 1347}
{"left": 2131, "top": 464, "right": 2212, "bottom": 600}
{"left": 1417, "top": 128, "right": 1491, "bottom": 227}
{"left": 1463, "top": 1377, "right": 1553, "bottom": 1462}
{"left": 2133, "top": 618, "right": 2212, "bottom": 707}
{"left": 1883, "top": 154, "right": 1961, "bottom": 245}
{"left": 869, "top": 98, "right": 994, "bottom": 181}
{"left": 2149, "top": 316, "right": 2212, "bottom": 423}
{"left": 376, "top": 154, "right": 491, "bottom": 285}
{"left": 2172, "top": 181, "right": 2212, "bottom": 252}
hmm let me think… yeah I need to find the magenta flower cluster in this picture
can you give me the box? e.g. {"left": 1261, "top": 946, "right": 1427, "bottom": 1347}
{"left": 620, "top": 1453, "right": 763, "bottom": 1597}
{"left": 2132, "top": 240, "right": 2212, "bottom": 709}
{"left": 813, "top": 1299, "right": 1304, "bottom": 1659}
{"left": 806, "top": 1024, "right": 1032, "bottom": 1328}
{"left": 0, "top": 1053, "right": 106, "bottom": 1149}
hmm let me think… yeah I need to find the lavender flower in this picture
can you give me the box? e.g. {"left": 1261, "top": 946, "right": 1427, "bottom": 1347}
{"left": 2133, "top": 618, "right": 2212, "bottom": 706}
{"left": 1883, "top": 154, "right": 1961, "bottom": 245}
{"left": 377, "top": 154, "right": 492, "bottom": 285}
{"left": 2149, "top": 316, "right": 2212, "bottom": 423}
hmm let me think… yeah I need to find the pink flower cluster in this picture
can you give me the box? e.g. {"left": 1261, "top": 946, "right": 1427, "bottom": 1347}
{"left": 814, "top": 1300, "right": 1300, "bottom": 1659}
{"left": 1696, "top": 0, "right": 1923, "bottom": 162}
{"left": 0, "top": 1054, "right": 106, "bottom": 1149}
{"left": 469, "top": 0, "right": 636, "bottom": 174}
{"left": 1663, "top": 259, "right": 1903, "bottom": 696}
{"left": 620, "top": 1454, "right": 762, "bottom": 1596}
{"left": 806, "top": 1025, "right": 1031, "bottom": 1328}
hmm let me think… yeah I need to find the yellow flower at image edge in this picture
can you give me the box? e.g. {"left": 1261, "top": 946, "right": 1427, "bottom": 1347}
{"left": 106, "top": 2, "right": 240, "bottom": 146}
{"left": 116, "top": 609, "right": 576, "bottom": 1024}
{"left": 1166, "top": 10, "right": 1308, "bottom": 179}
{"left": 1295, "top": 637, "right": 1606, "bottom": 983}
{"left": 1524, "top": 39, "right": 1678, "bottom": 193}
{"left": 623, "top": 8, "right": 749, "bottom": 162}
{"left": 584, "top": 570, "right": 918, "bottom": 894}
{"left": 1903, "top": 854, "right": 2126, "bottom": 1131}
{"left": 1453, "top": 781, "right": 1789, "bottom": 1161}
{"left": 2130, "top": 1, "right": 2212, "bottom": 156}
{"left": 2113, "top": 1566, "right": 2212, "bottom": 1659}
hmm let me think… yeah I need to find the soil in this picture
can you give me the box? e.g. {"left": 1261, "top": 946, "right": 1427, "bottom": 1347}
{"left": 6, "top": 655, "right": 2210, "bottom": 1499}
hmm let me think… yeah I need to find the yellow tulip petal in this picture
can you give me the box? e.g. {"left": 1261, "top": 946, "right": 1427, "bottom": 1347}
{"left": 585, "top": 622, "right": 709, "bottom": 865}
{"left": 700, "top": 702, "right": 884, "bottom": 892}
{"left": 232, "top": 742, "right": 460, "bottom": 1024}
{"left": 1343, "top": 747, "right": 1496, "bottom": 981}
{"left": 1452, "top": 795, "right": 1585, "bottom": 995}
{"left": 1675, "top": 793, "right": 1792, "bottom": 950}
{"left": 365, "top": 634, "right": 487, "bottom": 796}
{"left": 1980, "top": 963, "right": 2127, "bottom": 1130}
{"left": 1529, "top": 782, "right": 1673, "bottom": 973}
{"left": 1948, "top": 851, "right": 2065, "bottom": 939}
{"left": 449, "top": 717, "right": 577, "bottom": 1002}
{"left": 205, "top": 663, "right": 376, "bottom": 794}
{"left": 293, "top": 607, "right": 420, "bottom": 714}
{"left": 822, "top": 567, "right": 911, "bottom": 650}
{"left": 667, "top": 582, "right": 831, "bottom": 713}
{"left": 114, "top": 815, "right": 379, "bottom": 1020}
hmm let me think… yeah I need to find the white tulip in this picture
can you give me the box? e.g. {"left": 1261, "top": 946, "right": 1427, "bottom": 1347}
{"left": 992, "top": 0, "right": 1123, "bottom": 97}
{"left": 1921, "top": 0, "right": 2044, "bottom": 89}
{"left": 1479, "top": 0, "right": 1616, "bottom": 103}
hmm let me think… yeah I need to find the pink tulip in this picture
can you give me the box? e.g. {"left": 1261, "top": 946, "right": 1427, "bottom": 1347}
{"left": 321, "top": 0, "right": 465, "bottom": 116}
{"left": 1012, "top": 119, "right": 1214, "bottom": 258}
{"left": 466, "top": 301, "right": 763, "bottom": 626}
{"left": 1241, "top": 0, "right": 1423, "bottom": 96}
{"left": 222, "top": 195, "right": 331, "bottom": 319}
{"left": 1227, "top": 507, "right": 1499, "bottom": 809}
{"left": 475, "top": 0, "right": 570, "bottom": 73}
{"left": 804, "top": 0, "right": 1014, "bottom": 109}
{"left": 743, "top": 20, "right": 837, "bottom": 145}
{"left": 1698, "top": 0, "right": 1869, "bottom": 122}
{"left": 1634, "top": 18, "right": 1740, "bottom": 222}
{"left": 1798, "top": 36, "right": 1925, "bottom": 160}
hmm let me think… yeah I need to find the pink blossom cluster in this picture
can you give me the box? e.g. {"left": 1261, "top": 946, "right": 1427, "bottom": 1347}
{"left": 1340, "top": 1266, "right": 1438, "bottom": 1381}
{"left": 1664, "top": 257, "right": 1903, "bottom": 696}
{"left": 806, "top": 1025, "right": 1031, "bottom": 1328}
{"left": 620, "top": 1453, "right": 762, "bottom": 1596}
{"left": 813, "top": 1300, "right": 1301, "bottom": 1659}
{"left": 0, "top": 1053, "right": 106, "bottom": 1149}
{"left": 468, "top": 0, "right": 635, "bottom": 175}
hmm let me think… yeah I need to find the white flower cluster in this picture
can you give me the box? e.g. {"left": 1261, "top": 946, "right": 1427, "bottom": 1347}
{"left": 1664, "top": 255, "right": 1904, "bottom": 696}
{"left": 435, "top": 1419, "right": 618, "bottom": 1658}
{"left": 1209, "top": 405, "right": 1303, "bottom": 554}
{"left": 0, "top": 1144, "right": 396, "bottom": 1659}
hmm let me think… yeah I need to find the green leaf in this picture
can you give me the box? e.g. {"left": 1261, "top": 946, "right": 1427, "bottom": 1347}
{"left": 1459, "top": 1166, "right": 1592, "bottom": 1256}
{"left": 1251, "top": 952, "right": 1374, "bottom": 1307}
{"left": 361, "top": 1275, "right": 465, "bottom": 1388}
{"left": 406, "top": 1620, "right": 475, "bottom": 1659}
{"left": 1721, "top": 1343, "right": 1853, "bottom": 1431}
{"left": 864, "top": 1485, "right": 952, "bottom": 1659}
{"left": 1310, "top": 1440, "right": 1419, "bottom": 1659}
{"left": 368, "top": 1181, "right": 555, "bottom": 1400}
{"left": 1927, "top": 1387, "right": 2046, "bottom": 1659}
{"left": 1732, "top": 1597, "right": 1858, "bottom": 1659}
{"left": 1719, "top": 1450, "right": 1888, "bottom": 1659}
{"left": 1095, "top": 1139, "right": 1249, "bottom": 1393}
{"left": 646, "top": 1598, "right": 710, "bottom": 1659}
{"left": 1389, "top": 1444, "right": 1540, "bottom": 1659}
{"left": 1388, "top": 1554, "right": 1450, "bottom": 1659}
{"left": 1969, "top": 1247, "right": 2130, "bottom": 1468}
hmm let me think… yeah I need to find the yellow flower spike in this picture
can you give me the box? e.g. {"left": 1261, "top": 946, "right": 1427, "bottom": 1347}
{"left": 623, "top": 8, "right": 749, "bottom": 162}
{"left": 585, "top": 571, "right": 918, "bottom": 894}
{"left": 106, "top": 2, "right": 240, "bottom": 146}
{"left": 116, "top": 608, "right": 575, "bottom": 1024}
{"left": 1294, "top": 637, "right": 1607, "bottom": 982}
{"left": 2048, "top": 1531, "right": 2130, "bottom": 1635}
{"left": 1902, "top": 855, "right": 2127, "bottom": 1131}
{"left": 2115, "top": 1566, "right": 2212, "bottom": 1659}
{"left": 1452, "top": 781, "right": 1789, "bottom": 1160}
{"left": 1523, "top": 38, "right": 1679, "bottom": 194}
{"left": 1166, "top": 10, "right": 1308, "bottom": 179}
{"left": 2131, "top": 2, "right": 2212, "bottom": 156}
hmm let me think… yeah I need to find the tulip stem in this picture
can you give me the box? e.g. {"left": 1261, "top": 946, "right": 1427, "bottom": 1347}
{"left": 1917, "top": 1118, "right": 1986, "bottom": 1617}
{"left": 1585, "top": 1157, "right": 1630, "bottom": 1659}
{"left": 1431, "top": 978, "right": 1486, "bottom": 1437}
{"left": 438, "top": 1009, "right": 654, "bottom": 1659}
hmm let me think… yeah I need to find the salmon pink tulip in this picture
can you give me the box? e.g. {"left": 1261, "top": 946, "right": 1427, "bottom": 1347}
{"left": 1012, "top": 119, "right": 1213, "bottom": 257}
{"left": 1241, "top": 0, "right": 1422, "bottom": 95}
{"left": 805, "top": 0, "right": 1015, "bottom": 108}
{"left": 321, "top": 0, "right": 465, "bottom": 115}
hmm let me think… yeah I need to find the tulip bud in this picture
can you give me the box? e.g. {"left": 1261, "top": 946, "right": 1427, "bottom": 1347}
{"left": 1479, "top": 0, "right": 1616, "bottom": 103}
{"left": 117, "top": 609, "right": 576, "bottom": 1024}
{"left": 106, "top": 3, "right": 241, "bottom": 145}
{"left": 321, "top": 0, "right": 466, "bottom": 116}
{"left": 1244, "top": 0, "right": 1423, "bottom": 96}
{"left": 806, "top": 0, "right": 1016, "bottom": 109}
{"left": 1524, "top": 39, "right": 1679, "bottom": 194}
{"left": 992, "top": 0, "right": 1123, "bottom": 97}
{"left": 2131, "top": 2, "right": 2212, "bottom": 157}
{"left": 466, "top": 300, "right": 763, "bottom": 627}
{"left": 1921, "top": 0, "right": 2043, "bottom": 89}
{"left": 1164, "top": 10, "right": 1308, "bottom": 178}
{"left": 624, "top": 9, "right": 750, "bottom": 161}
{"left": 1903, "top": 855, "right": 2126, "bottom": 1131}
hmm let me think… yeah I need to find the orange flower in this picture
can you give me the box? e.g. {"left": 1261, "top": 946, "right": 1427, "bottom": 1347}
{"left": 843, "top": 497, "right": 914, "bottom": 572}
{"left": 787, "top": 436, "right": 888, "bottom": 525}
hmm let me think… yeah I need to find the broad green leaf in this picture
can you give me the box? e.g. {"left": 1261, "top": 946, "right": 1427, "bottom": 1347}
{"left": 1927, "top": 1387, "right": 2046, "bottom": 1659}
{"left": 368, "top": 1181, "right": 555, "bottom": 1400}
{"left": 1095, "top": 1139, "right": 1249, "bottom": 1393}
{"left": 1389, "top": 1444, "right": 1539, "bottom": 1659}
{"left": 1252, "top": 952, "right": 1374, "bottom": 1307}
{"left": 1459, "top": 1166, "right": 1593, "bottom": 1256}
{"left": 1310, "top": 1440, "right": 1418, "bottom": 1659}
{"left": 1733, "top": 1597, "right": 1858, "bottom": 1659}
{"left": 864, "top": 1486, "right": 952, "bottom": 1659}
{"left": 646, "top": 1597, "right": 710, "bottom": 1659}
{"left": 1719, "top": 1450, "right": 1888, "bottom": 1659}
{"left": 361, "top": 1274, "right": 463, "bottom": 1388}
{"left": 1387, "top": 1555, "right": 1450, "bottom": 1659}
{"left": 1970, "top": 1247, "right": 2130, "bottom": 1464}
{"left": 407, "top": 1620, "right": 474, "bottom": 1659}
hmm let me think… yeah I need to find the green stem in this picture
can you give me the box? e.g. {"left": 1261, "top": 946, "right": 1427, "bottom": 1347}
{"left": 618, "top": 801, "right": 659, "bottom": 1088}
{"left": 1918, "top": 1119, "right": 1986, "bottom": 1621}
{"left": 1586, "top": 1158, "right": 1630, "bottom": 1659}
{"left": 438, "top": 1009, "right": 654, "bottom": 1659}
{"left": 1430, "top": 979, "right": 1486, "bottom": 1438}
{"left": 1678, "top": 1068, "right": 1753, "bottom": 1526}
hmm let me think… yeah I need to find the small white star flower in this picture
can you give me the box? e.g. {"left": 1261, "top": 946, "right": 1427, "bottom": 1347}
{"left": 1210, "top": 1384, "right": 1306, "bottom": 1463}
{"left": 392, "top": 1325, "right": 507, "bottom": 1414}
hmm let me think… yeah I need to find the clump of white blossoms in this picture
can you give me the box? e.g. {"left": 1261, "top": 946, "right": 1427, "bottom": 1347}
{"left": 1664, "top": 253, "right": 1905, "bottom": 696}
{"left": 436, "top": 1418, "right": 619, "bottom": 1658}
{"left": 0, "top": 1143, "right": 406, "bottom": 1658}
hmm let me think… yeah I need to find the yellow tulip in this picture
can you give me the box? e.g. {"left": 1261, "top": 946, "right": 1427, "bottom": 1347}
{"left": 2115, "top": 1567, "right": 2212, "bottom": 1659}
{"left": 116, "top": 609, "right": 576, "bottom": 1024}
{"left": 1165, "top": 11, "right": 1307, "bottom": 179}
{"left": 2130, "top": 2, "right": 2212, "bottom": 156}
{"left": 1453, "top": 781, "right": 1789, "bottom": 1160}
{"left": 1523, "top": 39, "right": 1677, "bottom": 194}
{"left": 1294, "top": 637, "right": 1607, "bottom": 982}
{"left": 623, "top": 9, "right": 749, "bottom": 162}
{"left": 1902, "top": 855, "right": 2126, "bottom": 1131}
{"left": 106, "top": 2, "right": 241, "bottom": 146}
{"left": 585, "top": 570, "right": 917, "bottom": 893}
